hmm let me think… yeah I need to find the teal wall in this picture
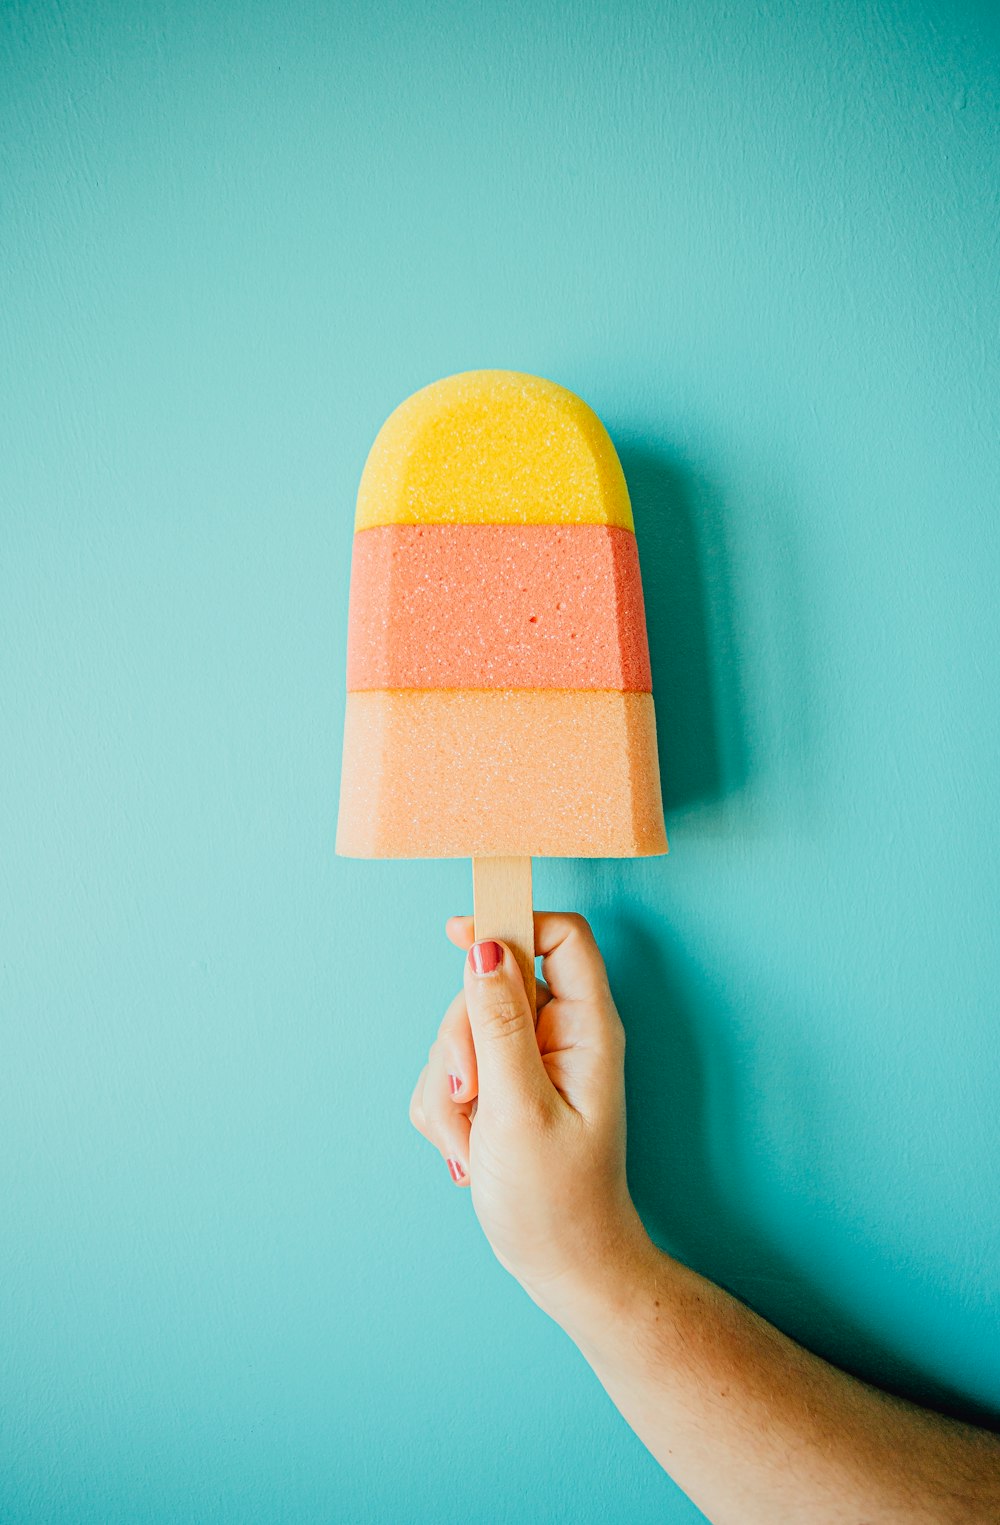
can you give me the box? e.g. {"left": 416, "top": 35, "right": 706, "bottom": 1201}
{"left": 3, "top": 2, "right": 998, "bottom": 1520}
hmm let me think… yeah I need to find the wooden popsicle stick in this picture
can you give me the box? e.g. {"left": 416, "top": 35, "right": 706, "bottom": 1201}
{"left": 472, "top": 856, "right": 536, "bottom": 1020}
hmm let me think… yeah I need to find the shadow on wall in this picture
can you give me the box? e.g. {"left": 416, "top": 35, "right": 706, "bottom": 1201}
{"left": 610, "top": 914, "right": 999, "bottom": 1431}
{"left": 606, "top": 448, "right": 998, "bottom": 1431}
{"left": 617, "top": 445, "right": 747, "bottom": 819}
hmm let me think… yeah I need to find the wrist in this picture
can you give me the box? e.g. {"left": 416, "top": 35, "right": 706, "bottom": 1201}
{"left": 528, "top": 1206, "right": 665, "bottom": 1347}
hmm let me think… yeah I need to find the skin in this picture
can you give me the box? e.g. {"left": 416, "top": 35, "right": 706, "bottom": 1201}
{"left": 409, "top": 912, "right": 1000, "bottom": 1525}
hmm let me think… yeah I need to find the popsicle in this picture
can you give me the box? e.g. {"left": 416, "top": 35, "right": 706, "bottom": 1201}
{"left": 336, "top": 371, "right": 667, "bottom": 1008}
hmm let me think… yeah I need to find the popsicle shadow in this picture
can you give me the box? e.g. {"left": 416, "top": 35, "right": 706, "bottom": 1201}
{"left": 616, "top": 446, "right": 746, "bottom": 816}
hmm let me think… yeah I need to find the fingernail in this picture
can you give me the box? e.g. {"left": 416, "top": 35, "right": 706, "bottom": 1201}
{"left": 469, "top": 941, "right": 503, "bottom": 976}
{"left": 447, "top": 1158, "right": 465, "bottom": 1182}
{"left": 448, "top": 1073, "right": 462, "bottom": 1097}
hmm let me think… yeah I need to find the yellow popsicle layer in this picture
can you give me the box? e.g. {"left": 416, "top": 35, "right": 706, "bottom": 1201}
{"left": 354, "top": 371, "right": 635, "bottom": 531}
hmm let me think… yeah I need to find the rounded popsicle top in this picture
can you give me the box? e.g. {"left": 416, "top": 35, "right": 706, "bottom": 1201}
{"left": 354, "top": 370, "right": 635, "bottom": 532}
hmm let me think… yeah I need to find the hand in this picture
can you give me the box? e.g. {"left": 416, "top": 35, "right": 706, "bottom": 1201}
{"left": 408, "top": 913, "right": 650, "bottom": 1316}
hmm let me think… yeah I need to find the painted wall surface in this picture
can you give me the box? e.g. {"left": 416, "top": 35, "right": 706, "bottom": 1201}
{"left": 2, "top": 2, "right": 998, "bottom": 1520}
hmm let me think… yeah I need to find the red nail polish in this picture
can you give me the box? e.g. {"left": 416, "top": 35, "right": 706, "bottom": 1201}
{"left": 448, "top": 1073, "right": 462, "bottom": 1097}
{"left": 447, "top": 1158, "right": 465, "bottom": 1182}
{"left": 469, "top": 940, "right": 503, "bottom": 975}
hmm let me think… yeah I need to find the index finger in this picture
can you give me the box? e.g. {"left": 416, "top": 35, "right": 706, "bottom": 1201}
{"left": 446, "top": 912, "right": 609, "bottom": 1006}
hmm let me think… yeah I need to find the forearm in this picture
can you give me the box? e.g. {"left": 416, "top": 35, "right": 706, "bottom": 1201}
{"left": 553, "top": 1238, "right": 1000, "bottom": 1525}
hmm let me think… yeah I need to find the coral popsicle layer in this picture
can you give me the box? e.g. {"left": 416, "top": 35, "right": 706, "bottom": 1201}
{"left": 346, "top": 523, "right": 652, "bottom": 692}
{"left": 335, "top": 370, "right": 667, "bottom": 861}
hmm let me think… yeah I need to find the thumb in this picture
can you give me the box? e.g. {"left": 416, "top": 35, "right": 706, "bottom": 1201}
{"left": 464, "top": 940, "right": 548, "bottom": 1101}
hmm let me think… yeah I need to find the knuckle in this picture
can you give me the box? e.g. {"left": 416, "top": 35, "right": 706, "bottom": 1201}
{"left": 438, "top": 989, "right": 469, "bottom": 1042}
{"left": 564, "top": 912, "right": 594, "bottom": 940}
{"left": 593, "top": 1026, "right": 626, "bottom": 1073}
{"left": 421, "top": 1087, "right": 442, "bottom": 1130}
{"left": 478, "top": 996, "right": 526, "bottom": 1040}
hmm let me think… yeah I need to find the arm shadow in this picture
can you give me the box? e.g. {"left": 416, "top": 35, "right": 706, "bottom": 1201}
{"left": 605, "top": 909, "right": 999, "bottom": 1433}
{"left": 597, "top": 448, "right": 998, "bottom": 1432}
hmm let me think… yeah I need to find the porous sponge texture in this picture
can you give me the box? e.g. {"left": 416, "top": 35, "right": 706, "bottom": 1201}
{"left": 338, "top": 370, "right": 667, "bottom": 860}
{"left": 355, "top": 371, "right": 635, "bottom": 531}
{"left": 336, "top": 690, "right": 667, "bottom": 858}
{"left": 346, "top": 524, "right": 652, "bottom": 692}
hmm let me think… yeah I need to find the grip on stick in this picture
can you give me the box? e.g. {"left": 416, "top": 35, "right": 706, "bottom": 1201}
{"left": 472, "top": 856, "right": 536, "bottom": 1020}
